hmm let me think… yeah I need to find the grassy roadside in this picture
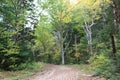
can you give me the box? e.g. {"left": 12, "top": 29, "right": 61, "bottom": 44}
{"left": 67, "top": 64, "right": 93, "bottom": 74}
{"left": 0, "top": 62, "right": 44, "bottom": 80}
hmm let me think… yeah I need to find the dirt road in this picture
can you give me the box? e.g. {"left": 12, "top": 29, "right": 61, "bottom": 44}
{"left": 22, "top": 64, "right": 104, "bottom": 80}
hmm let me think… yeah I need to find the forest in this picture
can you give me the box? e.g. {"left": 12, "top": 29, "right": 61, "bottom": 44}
{"left": 0, "top": 0, "right": 120, "bottom": 80}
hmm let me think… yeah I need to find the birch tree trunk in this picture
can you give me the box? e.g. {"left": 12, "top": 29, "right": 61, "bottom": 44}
{"left": 55, "top": 27, "right": 72, "bottom": 64}
{"left": 62, "top": 46, "right": 65, "bottom": 64}
{"left": 83, "top": 16, "right": 94, "bottom": 55}
{"left": 59, "top": 30, "right": 65, "bottom": 65}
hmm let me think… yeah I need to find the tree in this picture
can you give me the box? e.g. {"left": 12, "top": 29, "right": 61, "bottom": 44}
{"left": 0, "top": 0, "right": 35, "bottom": 70}
{"left": 34, "top": 15, "right": 54, "bottom": 62}
{"left": 71, "top": 0, "right": 110, "bottom": 55}
{"left": 111, "top": 0, "right": 120, "bottom": 31}
{"left": 44, "top": 0, "right": 74, "bottom": 64}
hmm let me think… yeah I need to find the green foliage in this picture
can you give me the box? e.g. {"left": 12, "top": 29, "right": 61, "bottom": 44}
{"left": 89, "top": 53, "right": 120, "bottom": 80}
{"left": 0, "top": 1, "right": 120, "bottom": 80}
{"left": 0, "top": 62, "right": 44, "bottom": 80}
{"left": 67, "top": 64, "right": 93, "bottom": 74}
{"left": 52, "top": 52, "right": 61, "bottom": 64}
{"left": 18, "top": 62, "right": 44, "bottom": 71}
{"left": 38, "top": 51, "right": 61, "bottom": 64}
{"left": 0, "top": 0, "right": 35, "bottom": 70}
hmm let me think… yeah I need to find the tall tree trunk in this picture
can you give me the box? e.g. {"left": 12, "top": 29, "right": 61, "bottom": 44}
{"left": 58, "top": 30, "right": 65, "bottom": 64}
{"left": 61, "top": 32, "right": 65, "bottom": 64}
{"left": 84, "top": 25, "right": 93, "bottom": 55}
{"left": 62, "top": 46, "right": 65, "bottom": 64}
{"left": 89, "top": 43, "right": 93, "bottom": 56}
{"left": 83, "top": 15, "right": 94, "bottom": 55}
{"left": 112, "top": 0, "right": 120, "bottom": 23}
{"left": 89, "top": 28, "right": 92, "bottom": 55}
{"left": 110, "top": 34, "right": 117, "bottom": 68}
{"left": 110, "top": 34, "right": 116, "bottom": 58}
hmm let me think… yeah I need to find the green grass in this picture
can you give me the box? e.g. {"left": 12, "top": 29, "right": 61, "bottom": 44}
{"left": 1, "top": 71, "right": 33, "bottom": 80}
{"left": 0, "top": 62, "right": 44, "bottom": 80}
{"left": 67, "top": 64, "right": 93, "bottom": 74}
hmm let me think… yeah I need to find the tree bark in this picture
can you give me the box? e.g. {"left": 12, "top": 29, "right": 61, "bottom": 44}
{"left": 61, "top": 31, "right": 65, "bottom": 65}
{"left": 83, "top": 19, "right": 93, "bottom": 55}
{"left": 110, "top": 34, "right": 116, "bottom": 58}
{"left": 111, "top": 0, "right": 120, "bottom": 23}
{"left": 62, "top": 48, "right": 65, "bottom": 64}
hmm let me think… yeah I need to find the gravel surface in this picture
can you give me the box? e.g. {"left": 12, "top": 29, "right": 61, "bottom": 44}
{"left": 21, "top": 64, "right": 105, "bottom": 80}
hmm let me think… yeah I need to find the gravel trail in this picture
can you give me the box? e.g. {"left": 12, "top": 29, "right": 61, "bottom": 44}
{"left": 22, "top": 64, "right": 105, "bottom": 80}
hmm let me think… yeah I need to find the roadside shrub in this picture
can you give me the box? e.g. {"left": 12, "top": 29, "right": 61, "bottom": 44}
{"left": 18, "top": 62, "right": 44, "bottom": 71}
{"left": 52, "top": 52, "right": 61, "bottom": 64}
{"left": 89, "top": 53, "right": 118, "bottom": 80}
